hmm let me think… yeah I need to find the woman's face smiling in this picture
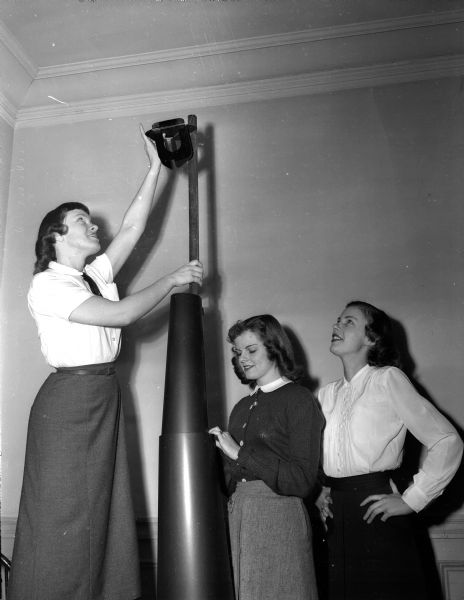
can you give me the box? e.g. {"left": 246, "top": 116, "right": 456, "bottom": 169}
{"left": 232, "top": 330, "right": 280, "bottom": 386}
{"left": 330, "top": 306, "right": 374, "bottom": 359}
{"left": 60, "top": 209, "right": 100, "bottom": 257}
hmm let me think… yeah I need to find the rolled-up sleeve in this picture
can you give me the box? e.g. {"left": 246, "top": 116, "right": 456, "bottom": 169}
{"left": 29, "top": 273, "right": 93, "bottom": 320}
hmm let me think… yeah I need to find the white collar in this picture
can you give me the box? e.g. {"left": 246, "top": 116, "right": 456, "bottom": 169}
{"left": 48, "top": 261, "right": 84, "bottom": 276}
{"left": 343, "top": 363, "right": 371, "bottom": 385}
{"left": 251, "top": 376, "right": 291, "bottom": 395}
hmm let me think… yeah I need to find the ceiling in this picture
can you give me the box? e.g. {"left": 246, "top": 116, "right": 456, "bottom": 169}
{"left": 1, "top": 0, "right": 463, "bottom": 70}
{"left": 0, "top": 0, "right": 463, "bottom": 127}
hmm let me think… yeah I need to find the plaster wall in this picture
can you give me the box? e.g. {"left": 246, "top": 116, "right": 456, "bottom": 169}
{"left": 0, "top": 116, "right": 13, "bottom": 278}
{"left": 0, "top": 116, "right": 14, "bottom": 488}
{"left": 2, "top": 77, "right": 463, "bottom": 535}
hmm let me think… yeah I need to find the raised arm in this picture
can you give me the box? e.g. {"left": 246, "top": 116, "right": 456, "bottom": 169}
{"left": 105, "top": 125, "right": 162, "bottom": 277}
{"left": 69, "top": 260, "right": 203, "bottom": 327}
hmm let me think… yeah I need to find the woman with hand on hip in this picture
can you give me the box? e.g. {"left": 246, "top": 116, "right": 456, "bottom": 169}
{"left": 210, "top": 314, "right": 323, "bottom": 600}
{"left": 316, "top": 300, "right": 463, "bottom": 600}
{"left": 8, "top": 126, "right": 203, "bottom": 600}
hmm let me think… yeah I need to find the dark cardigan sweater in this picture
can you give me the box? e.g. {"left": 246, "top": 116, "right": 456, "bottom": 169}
{"left": 224, "top": 382, "right": 324, "bottom": 498}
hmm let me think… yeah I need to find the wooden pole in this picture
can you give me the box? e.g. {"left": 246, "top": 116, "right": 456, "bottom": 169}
{"left": 188, "top": 114, "right": 199, "bottom": 295}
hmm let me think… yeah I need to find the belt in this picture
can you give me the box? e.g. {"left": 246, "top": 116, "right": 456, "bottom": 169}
{"left": 325, "top": 471, "right": 394, "bottom": 491}
{"left": 55, "top": 362, "right": 116, "bottom": 376}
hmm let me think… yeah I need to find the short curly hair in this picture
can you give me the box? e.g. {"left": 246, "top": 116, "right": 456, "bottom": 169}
{"left": 33, "top": 202, "right": 89, "bottom": 274}
{"left": 346, "top": 300, "right": 399, "bottom": 367}
{"left": 227, "top": 314, "right": 301, "bottom": 383}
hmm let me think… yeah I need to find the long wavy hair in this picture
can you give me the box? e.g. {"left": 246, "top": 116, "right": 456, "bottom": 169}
{"left": 33, "top": 202, "right": 89, "bottom": 274}
{"left": 346, "top": 300, "right": 399, "bottom": 367}
{"left": 227, "top": 314, "right": 302, "bottom": 384}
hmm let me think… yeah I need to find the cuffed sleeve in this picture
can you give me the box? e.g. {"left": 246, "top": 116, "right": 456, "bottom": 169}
{"left": 384, "top": 368, "right": 463, "bottom": 511}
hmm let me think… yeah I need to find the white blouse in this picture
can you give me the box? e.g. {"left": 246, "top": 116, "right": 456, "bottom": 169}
{"left": 28, "top": 253, "right": 121, "bottom": 368}
{"left": 318, "top": 364, "right": 463, "bottom": 512}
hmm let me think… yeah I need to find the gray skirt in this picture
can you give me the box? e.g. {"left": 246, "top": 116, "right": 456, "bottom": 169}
{"left": 8, "top": 364, "right": 141, "bottom": 600}
{"left": 228, "top": 480, "right": 318, "bottom": 600}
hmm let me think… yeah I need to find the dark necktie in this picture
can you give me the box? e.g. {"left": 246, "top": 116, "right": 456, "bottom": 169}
{"left": 82, "top": 271, "right": 102, "bottom": 297}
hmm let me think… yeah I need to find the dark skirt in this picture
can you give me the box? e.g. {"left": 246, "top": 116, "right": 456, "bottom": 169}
{"left": 228, "top": 480, "right": 318, "bottom": 600}
{"left": 8, "top": 363, "right": 141, "bottom": 600}
{"left": 324, "top": 472, "right": 428, "bottom": 600}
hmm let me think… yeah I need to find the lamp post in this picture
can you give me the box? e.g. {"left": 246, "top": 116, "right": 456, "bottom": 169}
{"left": 147, "top": 115, "right": 234, "bottom": 600}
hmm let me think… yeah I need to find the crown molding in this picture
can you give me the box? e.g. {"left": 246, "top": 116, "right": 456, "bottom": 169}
{"left": 0, "top": 20, "right": 37, "bottom": 79}
{"left": 35, "top": 9, "right": 464, "bottom": 79}
{"left": 0, "top": 90, "right": 16, "bottom": 127}
{"left": 15, "top": 54, "right": 464, "bottom": 129}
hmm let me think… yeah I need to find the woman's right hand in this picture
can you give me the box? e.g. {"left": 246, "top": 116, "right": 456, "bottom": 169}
{"left": 139, "top": 123, "right": 162, "bottom": 172}
{"left": 209, "top": 427, "right": 240, "bottom": 461}
{"left": 316, "top": 486, "right": 333, "bottom": 529}
{"left": 169, "top": 260, "right": 203, "bottom": 288}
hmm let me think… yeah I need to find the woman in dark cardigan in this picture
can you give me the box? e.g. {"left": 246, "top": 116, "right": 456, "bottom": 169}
{"left": 8, "top": 127, "right": 203, "bottom": 600}
{"left": 209, "top": 314, "right": 323, "bottom": 600}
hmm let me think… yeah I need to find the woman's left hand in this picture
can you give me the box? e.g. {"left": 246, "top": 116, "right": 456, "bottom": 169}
{"left": 208, "top": 427, "right": 240, "bottom": 461}
{"left": 360, "top": 479, "right": 414, "bottom": 524}
{"left": 139, "top": 124, "right": 161, "bottom": 171}
{"left": 315, "top": 486, "right": 333, "bottom": 531}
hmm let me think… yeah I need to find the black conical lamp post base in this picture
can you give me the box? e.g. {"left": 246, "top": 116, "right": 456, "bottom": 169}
{"left": 157, "top": 294, "right": 234, "bottom": 600}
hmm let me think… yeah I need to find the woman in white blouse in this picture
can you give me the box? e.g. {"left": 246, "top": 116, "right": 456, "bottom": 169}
{"left": 8, "top": 127, "right": 203, "bottom": 600}
{"left": 316, "top": 300, "right": 463, "bottom": 600}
